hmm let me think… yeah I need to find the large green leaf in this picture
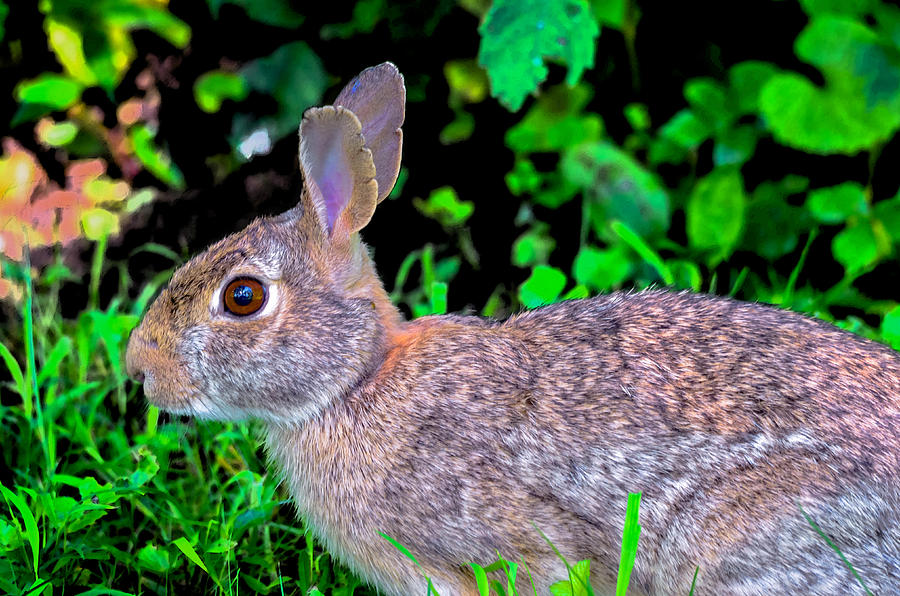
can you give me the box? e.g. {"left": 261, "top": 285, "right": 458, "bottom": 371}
{"left": 563, "top": 141, "right": 670, "bottom": 239}
{"left": 478, "top": 0, "right": 600, "bottom": 111}
{"left": 687, "top": 167, "right": 747, "bottom": 263}
{"left": 760, "top": 72, "right": 897, "bottom": 155}
{"left": 760, "top": 17, "right": 900, "bottom": 155}
{"left": 796, "top": 16, "right": 900, "bottom": 106}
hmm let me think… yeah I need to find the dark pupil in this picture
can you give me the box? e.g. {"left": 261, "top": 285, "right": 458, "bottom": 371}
{"left": 232, "top": 285, "right": 254, "bottom": 306}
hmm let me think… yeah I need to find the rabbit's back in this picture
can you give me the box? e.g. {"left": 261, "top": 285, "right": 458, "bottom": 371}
{"left": 272, "top": 290, "right": 900, "bottom": 595}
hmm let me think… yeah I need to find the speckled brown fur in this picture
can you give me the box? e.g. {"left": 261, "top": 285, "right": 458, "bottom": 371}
{"left": 126, "top": 64, "right": 900, "bottom": 595}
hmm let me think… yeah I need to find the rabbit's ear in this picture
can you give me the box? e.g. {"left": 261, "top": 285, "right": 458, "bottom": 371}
{"left": 333, "top": 62, "right": 405, "bottom": 204}
{"left": 299, "top": 106, "right": 378, "bottom": 237}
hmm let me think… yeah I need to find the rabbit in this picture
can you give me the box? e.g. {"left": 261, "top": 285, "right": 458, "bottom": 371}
{"left": 125, "top": 62, "right": 900, "bottom": 596}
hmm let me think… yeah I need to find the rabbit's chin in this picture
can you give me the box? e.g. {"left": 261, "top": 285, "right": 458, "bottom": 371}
{"left": 147, "top": 383, "right": 329, "bottom": 427}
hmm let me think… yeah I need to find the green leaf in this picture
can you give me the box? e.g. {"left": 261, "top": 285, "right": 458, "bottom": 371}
{"left": 760, "top": 73, "right": 889, "bottom": 154}
{"left": 742, "top": 177, "right": 810, "bottom": 259}
{"left": 129, "top": 124, "right": 185, "bottom": 189}
{"left": 649, "top": 109, "right": 712, "bottom": 164}
{"left": 36, "top": 336, "right": 72, "bottom": 387}
{"left": 0, "top": 341, "right": 26, "bottom": 398}
{"left": 440, "top": 109, "right": 476, "bottom": 144}
{"left": 519, "top": 265, "right": 567, "bottom": 308}
{"left": 505, "top": 158, "right": 543, "bottom": 196}
{"left": 562, "top": 141, "right": 671, "bottom": 239}
{"left": 207, "top": 0, "right": 304, "bottom": 27}
{"left": 237, "top": 42, "right": 326, "bottom": 147}
{"left": 686, "top": 167, "right": 747, "bottom": 263}
{"left": 882, "top": 305, "right": 900, "bottom": 349}
{"left": 128, "top": 448, "right": 160, "bottom": 488}
{"left": 14, "top": 74, "right": 83, "bottom": 120}
{"left": 513, "top": 226, "right": 556, "bottom": 266}
{"left": 806, "top": 182, "right": 868, "bottom": 224}
{"left": 81, "top": 208, "right": 120, "bottom": 241}
{"left": 573, "top": 245, "right": 631, "bottom": 291}
{"left": 506, "top": 83, "right": 603, "bottom": 153}
{"left": 205, "top": 539, "right": 237, "bottom": 554}
{"left": 729, "top": 60, "right": 780, "bottom": 114}
{"left": 669, "top": 260, "right": 702, "bottom": 292}
{"left": 137, "top": 544, "right": 171, "bottom": 574}
{"left": 0, "top": 483, "right": 40, "bottom": 578}
{"left": 445, "top": 59, "right": 490, "bottom": 104}
{"left": 624, "top": 103, "right": 650, "bottom": 132}
{"left": 37, "top": 120, "right": 79, "bottom": 146}
{"left": 413, "top": 186, "right": 474, "bottom": 228}
{"left": 478, "top": 0, "right": 600, "bottom": 111}
{"left": 173, "top": 537, "right": 209, "bottom": 573}
{"left": 713, "top": 125, "right": 757, "bottom": 166}
{"left": 796, "top": 17, "right": 900, "bottom": 108}
{"left": 591, "top": 0, "right": 626, "bottom": 28}
{"left": 194, "top": 71, "right": 248, "bottom": 113}
{"left": 874, "top": 196, "right": 900, "bottom": 241}
{"left": 684, "top": 78, "right": 735, "bottom": 130}
{"left": 833, "top": 221, "right": 879, "bottom": 273}
{"left": 760, "top": 16, "right": 900, "bottom": 155}
{"left": 104, "top": 3, "right": 191, "bottom": 48}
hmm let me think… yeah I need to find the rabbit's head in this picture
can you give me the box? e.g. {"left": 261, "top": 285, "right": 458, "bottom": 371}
{"left": 126, "top": 63, "right": 406, "bottom": 425}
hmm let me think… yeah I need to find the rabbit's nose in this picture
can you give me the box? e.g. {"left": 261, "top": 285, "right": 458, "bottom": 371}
{"left": 125, "top": 327, "right": 157, "bottom": 383}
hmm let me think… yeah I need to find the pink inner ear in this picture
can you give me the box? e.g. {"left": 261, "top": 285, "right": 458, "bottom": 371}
{"left": 302, "top": 113, "right": 355, "bottom": 233}
{"left": 316, "top": 149, "right": 351, "bottom": 231}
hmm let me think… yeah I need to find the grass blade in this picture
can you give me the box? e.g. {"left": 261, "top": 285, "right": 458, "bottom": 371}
{"left": 379, "top": 532, "right": 423, "bottom": 569}
{"left": 0, "top": 482, "right": 41, "bottom": 579}
{"left": 610, "top": 221, "right": 674, "bottom": 286}
{"left": 616, "top": 492, "right": 642, "bottom": 596}
{"left": 468, "top": 562, "right": 490, "bottom": 596}
{"left": 0, "top": 341, "right": 26, "bottom": 399}
{"left": 798, "top": 503, "right": 873, "bottom": 596}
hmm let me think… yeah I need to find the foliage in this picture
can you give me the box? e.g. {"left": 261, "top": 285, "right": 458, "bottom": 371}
{"left": 2, "top": 0, "right": 900, "bottom": 594}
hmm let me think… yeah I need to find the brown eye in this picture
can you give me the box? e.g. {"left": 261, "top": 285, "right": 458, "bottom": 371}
{"left": 223, "top": 277, "right": 266, "bottom": 316}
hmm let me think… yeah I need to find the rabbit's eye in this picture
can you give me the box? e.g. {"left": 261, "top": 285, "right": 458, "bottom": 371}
{"left": 223, "top": 277, "right": 266, "bottom": 316}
